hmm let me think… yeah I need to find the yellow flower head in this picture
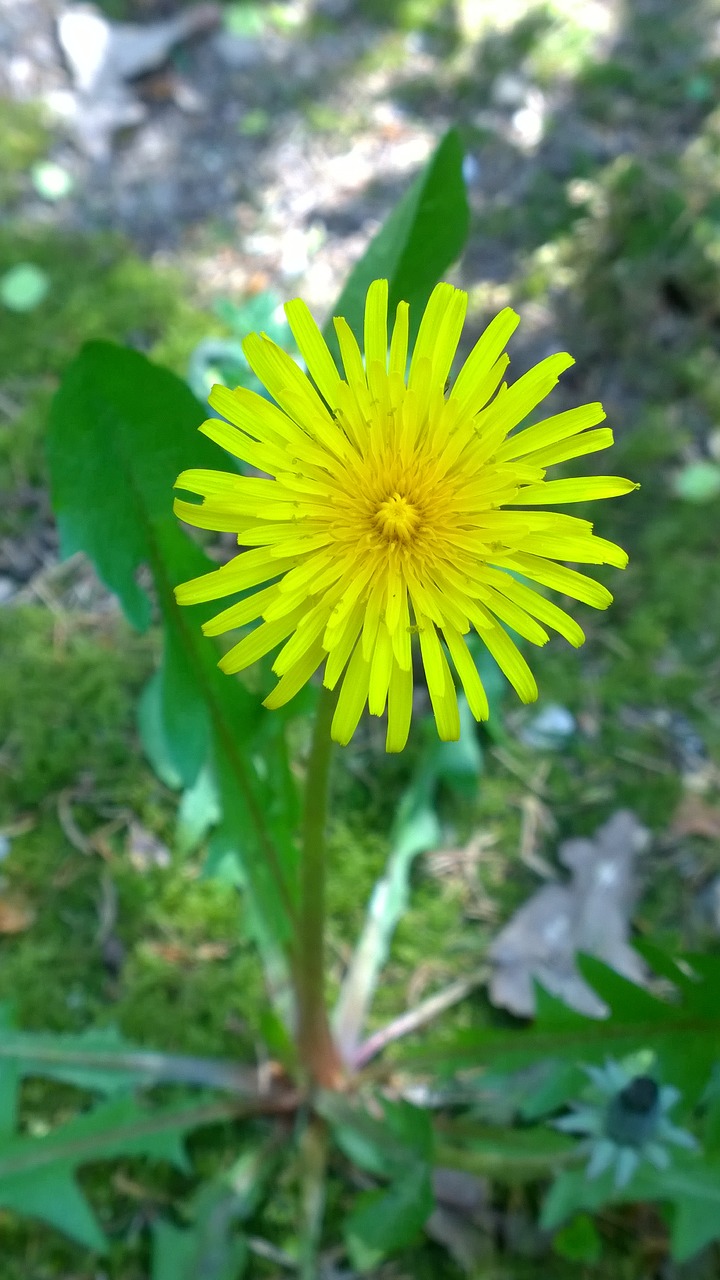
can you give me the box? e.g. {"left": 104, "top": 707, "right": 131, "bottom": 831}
{"left": 174, "top": 281, "right": 636, "bottom": 752}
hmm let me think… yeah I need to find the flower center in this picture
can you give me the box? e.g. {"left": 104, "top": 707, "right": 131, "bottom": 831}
{"left": 373, "top": 492, "right": 421, "bottom": 543}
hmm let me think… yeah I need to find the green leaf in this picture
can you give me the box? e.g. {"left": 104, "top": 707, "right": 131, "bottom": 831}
{"left": 0, "top": 1095, "right": 237, "bottom": 1250}
{"left": 553, "top": 1213, "right": 602, "bottom": 1263}
{"left": 400, "top": 950, "right": 720, "bottom": 1112}
{"left": 325, "top": 129, "right": 469, "bottom": 352}
{"left": 436, "top": 1123, "right": 577, "bottom": 1183}
{"left": 48, "top": 342, "right": 299, "bottom": 971}
{"left": 0, "top": 1006, "right": 19, "bottom": 1140}
{"left": 434, "top": 690, "right": 483, "bottom": 792}
{"left": 323, "top": 1096, "right": 434, "bottom": 1271}
{"left": 153, "top": 1212, "right": 247, "bottom": 1280}
{"left": 0, "top": 1167, "right": 106, "bottom": 1251}
{"left": 543, "top": 1156, "right": 720, "bottom": 1263}
{"left": 320, "top": 1093, "right": 433, "bottom": 1181}
{"left": 176, "top": 763, "right": 220, "bottom": 855}
{"left": 660, "top": 1161, "right": 720, "bottom": 1260}
{"left": 152, "top": 1138, "right": 281, "bottom": 1280}
{"left": 345, "top": 1163, "right": 433, "bottom": 1271}
{"left": 0, "top": 1017, "right": 262, "bottom": 1096}
{"left": 0, "top": 1022, "right": 150, "bottom": 1095}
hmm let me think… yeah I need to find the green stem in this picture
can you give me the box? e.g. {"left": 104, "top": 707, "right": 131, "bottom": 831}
{"left": 298, "top": 1115, "right": 329, "bottom": 1280}
{"left": 294, "top": 683, "right": 343, "bottom": 1089}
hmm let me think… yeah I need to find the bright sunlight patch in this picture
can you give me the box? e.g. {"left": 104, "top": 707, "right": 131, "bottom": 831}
{"left": 174, "top": 281, "right": 636, "bottom": 751}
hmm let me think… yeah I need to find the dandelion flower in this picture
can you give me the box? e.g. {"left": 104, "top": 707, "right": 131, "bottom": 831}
{"left": 174, "top": 280, "right": 636, "bottom": 752}
{"left": 555, "top": 1062, "right": 696, "bottom": 1189}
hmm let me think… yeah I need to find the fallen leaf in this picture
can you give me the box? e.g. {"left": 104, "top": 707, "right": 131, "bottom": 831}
{"left": 488, "top": 810, "right": 650, "bottom": 1018}
{"left": 56, "top": 2, "right": 220, "bottom": 158}
{"left": 127, "top": 821, "right": 171, "bottom": 871}
{"left": 145, "top": 940, "right": 230, "bottom": 965}
{"left": 671, "top": 795, "right": 720, "bottom": 840}
{"left": 0, "top": 893, "right": 36, "bottom": 934}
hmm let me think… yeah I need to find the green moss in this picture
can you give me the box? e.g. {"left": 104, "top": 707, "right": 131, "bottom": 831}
{"left": 0, "top": 228, "right": 216, "bottom": 381}
{"left": 0, "top": 606, "right": 150, "bottom": 809}
{"left": 0, "top": 101, "right": 50, "bottom": 203}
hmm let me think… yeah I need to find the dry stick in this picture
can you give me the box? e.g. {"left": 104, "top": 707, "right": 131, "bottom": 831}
{"left": 353, "top": 967, "right": 489, "bottom": 1070}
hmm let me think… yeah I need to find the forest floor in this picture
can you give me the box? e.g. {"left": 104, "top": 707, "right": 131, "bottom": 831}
{"left": 2, "top": 0, "right": 720, "bottom": 1275}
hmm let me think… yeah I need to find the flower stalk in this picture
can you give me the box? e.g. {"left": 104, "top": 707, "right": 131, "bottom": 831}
{"left": 294, "top": 682, "right": 343, "bottom": 1088}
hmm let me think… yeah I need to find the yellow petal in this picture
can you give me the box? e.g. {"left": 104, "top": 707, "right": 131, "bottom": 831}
{"left": 285, "top": 298, "right": 342, "bottom": 408}
{"left": 442, "top": 625, "right": 489, "bottom": 721}
{"left": 273, "top": 598, "right": 333, "bottom": 675}
{"left": 524, "top": 428, "right": 614, "bottom": 469}
{"left": 263, "top": 636, "right": 327, "bottom": 710}
{"left": 386, "top": 660, "right": 413, "bottom": 752}
{"left": 502, "top": 553, "right": 614, "bottom": 608}
{"left": 332, "top": 641, "right": 371, "bottom": 744}
{"left": 219, "top": 606, "right": 305, "bottom": 674}
{"left": 510, "top": 477, "right": 639, "bottom": 504}
{"left": 409, "top": 283, "right": 467, "bottom": 394}
{"left": 324, "top": 599, "right": 365, "bottom": 689}
{"left": 496, "top": 402, "right": 606, "bottom": 461}
{"left": 364, "top": 280, "right": 388, "bottom": 374}
{"left": 427, "top": 642, "right": 461, "bottom": 741}
{"left": 368, "top": 620, "right": 394, "bottom": 715}
{"left": 451, "top": 307, "right": 520, "bottom": 416}
{"left": 483, "top": 570, "right": 585, "bottom": 646}
{"left": 483, "top": 587, "right": 550, "bottom": 646}
{"left": 174, "top": 497, "right": 244, "bottom": 533}
{"left": 388, "top": 300, "right": 409, "bottom": 379}
{"left": 417, "top": 614, "right": 446, "bottom": 701}
{"left": 207, "top": 384, "right": 301, "bottom": 448}
{"left": 198, "top": 416, "right": 289, "bottom": 475}
{"left": 174, "top": 548, "right": 296, "bottom": 605}
{"left": 477, "top": 611, "right": 538, "bottom": 703}
{"left": 334, "top": 316, "right": 366, "bottom": 388}
{"left": 202, "top": 582, "right": 280, "bottom": 636}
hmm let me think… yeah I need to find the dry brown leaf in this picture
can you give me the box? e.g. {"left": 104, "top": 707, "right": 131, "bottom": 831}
{"left": 145, "top": 940, "right": 229, "bottom": 966}
{"left": 127, "top": 821, "right": 171, "bottom": 871}
{"left": 0, "top": 893, "right": 36, "bottom": 934}
{"left": 672, "top": 795, "right": 720, "bottom": 840}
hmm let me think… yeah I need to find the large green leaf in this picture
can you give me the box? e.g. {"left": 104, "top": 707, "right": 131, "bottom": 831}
{"left": 48, "top": 341, "right": 298, "bottom": 961}
{"left": 400, "top": 951, "right": 720, "bottom": 1113}
{"left": 435, "top": 1123, "right": 577, "bottom": 1183}
{"left": 542, "top": 1156, "right": 720, "bottom": 1263}
{"left": 325, "top": 129, "right": 469, "bottom": 351}
{"left": 0, "top": 1007, "right": 266, "bottom": 1096}
{"left": 153, "top": 1220, "right": 248, "bottom": 1280}
{"left": 0, "top": 1095, "right": 238, "bottom": 1250}
{"left": 321, "top": 1094, "right": 435, "bottom": 1270}
{"left": 345, "top": 1162, "right": 433, "bottom": 1271}
{"left": 152, "top": 1138, "right": 281, "bottom": 1280}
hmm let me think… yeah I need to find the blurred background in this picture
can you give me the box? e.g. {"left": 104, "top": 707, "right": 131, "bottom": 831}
{"left": 2, "top": 0, "right": 720, "bottom": 1275}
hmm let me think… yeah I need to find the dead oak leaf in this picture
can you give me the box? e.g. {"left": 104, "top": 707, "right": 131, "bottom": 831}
{"left": 145, "top": 940, "right": 230, "bottom": 966}
{"left": 0, "top": 893, "right": 36, "bottom": 934}
{"left": 672, "top": 795, "right": 720, "bottom": 840}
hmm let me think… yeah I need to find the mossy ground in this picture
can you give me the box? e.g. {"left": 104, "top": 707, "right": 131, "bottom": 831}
{"left": 2, "top": 0, "right": 720, "bottom": 1274}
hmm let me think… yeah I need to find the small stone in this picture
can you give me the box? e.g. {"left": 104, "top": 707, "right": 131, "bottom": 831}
{"left": 519, "top": 703, "right": 576, "bottom": 750}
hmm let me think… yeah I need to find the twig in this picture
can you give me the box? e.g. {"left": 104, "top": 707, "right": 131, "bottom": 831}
{"left": 353, "top": 967, "right": 489, "bottom": 1069}
{"left": 247, "top": 1237, "right": 297, "bottom": 1269}
{"left": 57, "top": 789, "right": 93, "bottom": 855}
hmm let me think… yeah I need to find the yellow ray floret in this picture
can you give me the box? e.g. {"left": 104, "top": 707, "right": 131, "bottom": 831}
{"left": 174, "top": 280, "right": 637, "bottom": 752}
